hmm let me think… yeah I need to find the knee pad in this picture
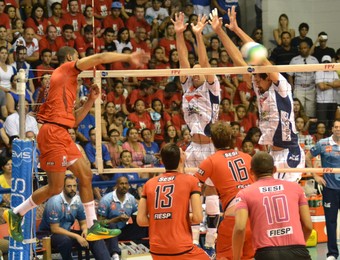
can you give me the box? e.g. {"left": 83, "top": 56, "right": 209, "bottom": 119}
{"left": 205, "top": 195, "right": 220, "bottom": 215}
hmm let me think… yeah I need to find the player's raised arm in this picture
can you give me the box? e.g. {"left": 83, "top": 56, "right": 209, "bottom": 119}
{"left": 172, "top": 12, "right": 190, "bottom": 82}
{"left": 192, "top": 15, "right": 214, "bottom": 83}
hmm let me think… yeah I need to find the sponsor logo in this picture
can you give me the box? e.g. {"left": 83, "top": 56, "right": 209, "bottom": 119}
{"left": 154, "top": 212, "right": 172, "bottom": 220}
{"left": 12, "top": 143, "right": 32, "bottom": 167}
{"left": 267, "top": 227, "right": 293, "bottom": 237}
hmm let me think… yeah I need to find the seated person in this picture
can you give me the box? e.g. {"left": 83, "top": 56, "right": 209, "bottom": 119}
{"left": 39, "top": 175, "right": 112, "bottom": 260}
{"left": 84, "top": 127, "right": 113, "bottom": 169}
{"left": 98, "top": 176, "right": 148, "bottom": 259}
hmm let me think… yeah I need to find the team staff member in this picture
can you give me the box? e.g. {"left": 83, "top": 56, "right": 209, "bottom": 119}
{"left": 195, "top": 121, "right": 254, "bottom": 260}
{"left": 306, "top": 119, "right": 340, "bottom": 260}
{"left": 233, "top": 152, "right": 312, "bottom": 260}
{"left": 210, "top": 7, "right": 304, "bottom": 183}
{"left": 3, "top": 46, "right": 150, "bottom": 242}
{"left": 39, "top": 175, "right": 111, "bottom": 260}
{"left": 137, "top": 144, "right": 209, "bottom": 260}
{"left": 173, "top": 12, "right": 221, "bottom": 253}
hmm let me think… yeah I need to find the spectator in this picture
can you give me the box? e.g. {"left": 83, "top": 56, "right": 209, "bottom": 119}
{"left": 63, "top": 0, "right": 86, "bottom": 38}
{"left": 35, "top": 49, "right": 54, "bottom": 81}
{"left": 0, "top": 25, "right": 14, "bottom": 64}
{"left": 211, "top": 0, "right": 240, "bottom": 25}
{"left": 106, "top": 129, "right": 123, "bottom": 167}
{"left": 48, "top": 2, "right": 64, "bottom": 38}
{"left": 218, "top": 98, "right": 234, "bottom": 123}
{"left": 125, "top": 5, "right": 151, "bottom": 39}
{"left": 151, "top": 98, "right": 171, "bottom": 147}
{"left": 101, "top": 101, "right": 117, "bottom": 141}
{"left": 11, "top": 18, "right": 24, "bottom": 44}
{"left": 108, "top": 111, "right": 126, "bottom": 144}
{"left": 235, "top": 104, "right": 254, "bottom": 134}
{"left": 102, "top": 2, "right": 125, "bottom": 38}
{"left": 241, "top": 139, "right": 255, "bottom": 156}
{"left": 98, "top": 176, "right": 147, "bottom": 260}
{"left": 75, "top": 25, "right": 102, "bottom": 58}
{"left": 56, "top": 24, "right": 76, "bottom": 49}
{"left": 158, "top": 22, "right": 176, "bottom": 59}
{"left": 33, "top": 73, "right": 51, "bottom": 112}
{"left": 93, "top": 0, "right": 111, "bottom": 20}
{"left": 0, "top": 157, "right": 11, "bottom": 208}
{"left": 6, "top": 74, "right": 34, "bottom": 115}
{"left": 106, "top": 80, "right": 129, "bottom": 116}
{"left": 68, "top": 127, "right": 90, "bottom": 168}
{"left": 99, "top": 28, "right": 117, "bottom": 53}
{"left": 312, "top": 122, "right": 328, "bottom": 143}
{"left": 38, "top": 175, "right": 112, "bottom": 260}
{"left": 24, "top": 3, "right": 48, "bottom": 41}
{"left": 131, "top": 26, "right": 151, "bottom": 53}
{"left": 128, "top": 99, "right": 155, "bottom": 134}
{"left": 39, "top": 25, "right": 59, "bottom": 65}
{"left": 84, "top": 127, "right": 113, "bottom": 169}
{"left": 176, "top": 127, "right": 191, "bottom": 151}
{"left": 12, "top": 29, "right": 39, "bottom": 64}
{"left": 243, "top": 127, "right": 266, "bottom": 152}
{"left": 83, "top": 5, "right": 101, "bottom": 37}
{"left": 272, "top": 13, "right": 295, "bottom": 46}
{"left": 310, "top": 31, "right": 336, "bottom": 63}
{"left": 11, "top": 45, "right": 35, "bottom": 93}
{"left": 269, "top": 31, "right": 299, "bottom": 79}
{"left": 76, "top": 106, "right": 95, "bottom": 142}
{"left": 0, "top": 46, "right": 16, "bottom": 91}
{"left": 288, "top": 40, "right": 319, "bottom": 117}
{"left": 161, "top": 124, "right": 179, "bottom": 149}
{"left": 315, "top": 55, "right": 340, "bottom": 129}
{"left": 122, "top": 127, "right": 146, "bottom": 167}
{"left": 206, "top": 36, "right": 221, "bottom": 60}
{"left": 0, "top": 86, "right": 7, "bottom": 120}
{"left": 141, "top": 128, "right": 161, "bottom": 165}
{"left": 3, "top": 101, "right": 38, "bottom": 138}
{"left": 0, "top": 0, "right": 12, "bottom": 43}
{"left": 113, "top": 27, "right": 132, "bottom": 53}
{"left": 251, "top": 27, "right": 263, "bottom": 44}
{"left": 295, "top": 116, "right": 314, "bottom": 152}
{"left": 145, "top": 0, "right": 169, "bottom": 26}
{"left": 291, "top": 22, "right": 313, "bottom": 49}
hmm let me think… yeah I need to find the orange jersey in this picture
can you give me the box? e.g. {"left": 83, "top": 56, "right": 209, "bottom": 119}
{"left": 37, "top": 61, "right": 80, "bottom": 128}
{"left": 195, "top": 149, "right": 254, "bottom": 211}
{"left": 142, "top": 172, "right": 201, "bottom": 255}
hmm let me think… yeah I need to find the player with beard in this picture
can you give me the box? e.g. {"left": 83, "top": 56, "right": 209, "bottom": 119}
{"left": 39, "top": 175, "right": 112, "bottom": 260}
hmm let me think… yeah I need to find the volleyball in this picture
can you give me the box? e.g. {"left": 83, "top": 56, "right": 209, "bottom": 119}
{"left": 241, "top": 42, "right": 268, "bottom": 65}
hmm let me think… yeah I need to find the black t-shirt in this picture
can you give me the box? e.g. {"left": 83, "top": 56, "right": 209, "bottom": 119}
{"left": 313, "top": 46, "right": 336, "bottom": 63}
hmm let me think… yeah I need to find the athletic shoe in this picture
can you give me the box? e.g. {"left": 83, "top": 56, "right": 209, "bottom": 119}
{"left": 3, "top": 209, "right": 24, "bottom": 242}
{"left": 86, "top": 220, "right": 121, "bottom": 241}
{"left": 111, "top": 253, "right": 120, "bottom": 260}
{"left": 204, "top": 247, "right": 216, "bottom": 260}
{"left": 326, "top": 256, "right": 336, "bottom": 260}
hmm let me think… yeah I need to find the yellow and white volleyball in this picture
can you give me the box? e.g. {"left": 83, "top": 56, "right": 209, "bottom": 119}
{"left": 241, "top": 42, "right": 268, "bottom": 65}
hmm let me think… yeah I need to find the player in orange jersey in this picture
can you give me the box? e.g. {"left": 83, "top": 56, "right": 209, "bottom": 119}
{"left": 195, "top": 121, "right": 255, "bottom": 260}
{"left": 137, "top": 143, "right": 209, "bottom": 260}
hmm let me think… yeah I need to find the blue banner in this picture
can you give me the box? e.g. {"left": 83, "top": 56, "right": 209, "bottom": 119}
{"left": 9, "top": 139, "right": 36, "bottom": 260}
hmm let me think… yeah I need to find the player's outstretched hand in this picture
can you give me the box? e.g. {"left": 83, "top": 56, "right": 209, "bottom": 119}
{"left": 171, "top": 12, "right": 188, "bottom": 34}
{"left": 225, "top": 6, "right": 239, "bottom": 32}
{"left": 209, "top": 8, "right": 223, "bottom": 32}
{"left": 130, "top": 50, "right": 150, "bottom": 68}
{"left": 88, "top": 84, "right": 100, "bottom": 102}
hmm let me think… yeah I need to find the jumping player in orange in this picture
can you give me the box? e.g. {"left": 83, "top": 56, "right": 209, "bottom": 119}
{"left": 195, "top": 121, "right": 255, "bottom": 260}
{"left": 3, "top": 46, "right": 150, "bottom": 242}
{"left": 137, "top": 143, "right": 209, "bottom": 260}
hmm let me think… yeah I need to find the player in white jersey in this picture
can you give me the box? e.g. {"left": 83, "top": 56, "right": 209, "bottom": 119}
{"left": 210, "top": 7, "right": 304, "bottom": 182}
{"left": 173, "top": 12, "right": 220, "bottom": 255}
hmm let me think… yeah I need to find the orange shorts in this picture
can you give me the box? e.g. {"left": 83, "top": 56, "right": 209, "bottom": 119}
{"left": 151, "top": 245, "right": 210, "bottom": 260}
{"left": 37, "top": 123, "right": 82, "bottom": 172}
{"left": 216, "top": 216, "right": 254, "bottom": 260}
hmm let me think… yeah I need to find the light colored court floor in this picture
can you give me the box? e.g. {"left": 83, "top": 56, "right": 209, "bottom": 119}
{"left": 309, "top": 242, "right": 328, "bottom": 260}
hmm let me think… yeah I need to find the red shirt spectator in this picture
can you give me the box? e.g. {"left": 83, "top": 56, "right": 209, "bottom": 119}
{"left": 125, "top": 5, "right": 151, "bottom": 38}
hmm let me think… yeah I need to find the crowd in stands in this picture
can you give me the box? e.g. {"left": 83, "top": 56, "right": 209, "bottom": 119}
{"left": 0, "top": 0, "right": 339, "bottom": 170}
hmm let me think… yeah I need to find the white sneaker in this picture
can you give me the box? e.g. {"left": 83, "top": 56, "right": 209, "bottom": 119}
{"left": 111, "top": 253, "right": 120, "bottom": 260}
{"left": 326, "top": 256, "right": 337, "bottom": 260}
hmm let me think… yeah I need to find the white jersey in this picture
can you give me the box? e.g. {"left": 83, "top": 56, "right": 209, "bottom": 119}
{"left": 253, "top": 74, "right": 298, "bottom": 148}
{"left": 182, "top": 76, "right": 220, "bottom": 136}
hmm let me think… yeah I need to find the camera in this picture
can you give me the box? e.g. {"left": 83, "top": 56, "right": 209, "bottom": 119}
{"left": 320, "top": 35, "right": 328, "bottom": 40}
